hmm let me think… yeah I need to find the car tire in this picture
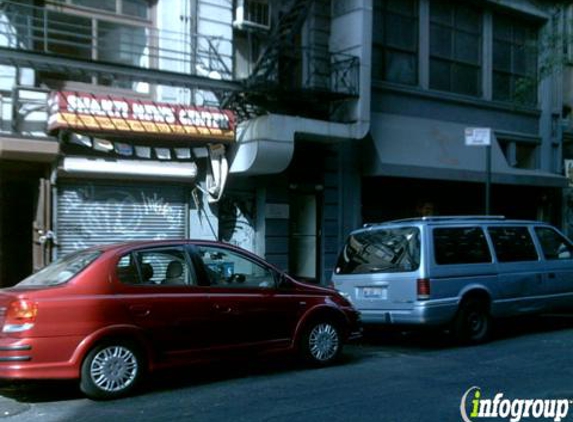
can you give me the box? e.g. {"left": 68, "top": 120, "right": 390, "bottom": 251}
{"left": 80, "top": 340, "right": 144, "bottom": 400}
{"left": 299, "top": 320, "right": 342, "bottom": 366}
{"left": 452, "top": 298, "right": 491, "bottom": 345}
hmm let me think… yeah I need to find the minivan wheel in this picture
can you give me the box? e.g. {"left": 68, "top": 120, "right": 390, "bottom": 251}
{"left": 299, "top": 320, "right": 342, "bottom": 366}
{"left": 80, "top": 341, "right": 143, "bottom": 400}
{"left": 452, "top": 299, "right": 491, "bottom": 345}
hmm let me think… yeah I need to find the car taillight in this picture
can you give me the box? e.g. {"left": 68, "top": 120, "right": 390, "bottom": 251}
{"left": 3, "top": 300, "right": 38, "bottom": 333}
{"left": 417, "top": 278, "right": 430, "bottom": 300}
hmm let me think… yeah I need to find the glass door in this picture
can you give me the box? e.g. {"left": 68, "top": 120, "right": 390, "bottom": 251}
{"left": 289, "top": 192, "right": 320, "bottom": 283}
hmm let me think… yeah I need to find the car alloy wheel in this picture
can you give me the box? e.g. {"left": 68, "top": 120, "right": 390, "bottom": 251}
{"left": 80, "top": 341, "right": 142, "bottom": 400}
{"left": 90, "top": 345, "right": 138, "bottom": 392}
{"left": 305, "top": 321, "right": 341, "bottom": 364}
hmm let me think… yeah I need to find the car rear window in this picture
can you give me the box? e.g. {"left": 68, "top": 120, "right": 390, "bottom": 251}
{"left": 18, "top": 250, "right": 101, "bottom": 287}
{"left": 433, "top": 227, "right": 492, "bottom": 265}
{"left": 335, "top": 227, "right": 420, "bottom": 274}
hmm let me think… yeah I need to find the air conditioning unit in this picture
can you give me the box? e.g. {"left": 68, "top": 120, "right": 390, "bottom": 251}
{"left": 233, "top": 0, "right": 271, "bottom": 31}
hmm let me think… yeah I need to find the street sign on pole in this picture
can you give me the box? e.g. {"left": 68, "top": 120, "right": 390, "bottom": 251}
{"left": 465, "top": 127, "right": 492, "bottom": 215}
{"left": 464, "top": 127, "right": 491, "bottom": 146}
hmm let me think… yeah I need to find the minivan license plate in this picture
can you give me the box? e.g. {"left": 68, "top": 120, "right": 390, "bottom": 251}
{"left": 362, "top": 287, "right": 385, "bottom": 299}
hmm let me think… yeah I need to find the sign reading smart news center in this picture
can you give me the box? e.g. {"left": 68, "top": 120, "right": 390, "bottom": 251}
{"left": 47, "top": 91, "right": 236, "bottom": 142}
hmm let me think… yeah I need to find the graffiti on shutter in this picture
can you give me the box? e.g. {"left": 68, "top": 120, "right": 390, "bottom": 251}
{"left": 57, "top": 183, "right": 186, "bottom": 256}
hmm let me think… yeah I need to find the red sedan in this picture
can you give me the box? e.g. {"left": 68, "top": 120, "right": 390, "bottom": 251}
{"left": 0, "top": 240, "right": 361, "bottom": 400}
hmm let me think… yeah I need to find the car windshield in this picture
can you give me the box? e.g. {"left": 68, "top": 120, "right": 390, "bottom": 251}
{"left": 18, "top": 250, "right": 102, "bottom": 287}
{"left": 335, "top": 227, "right": 420, "bottom": 274}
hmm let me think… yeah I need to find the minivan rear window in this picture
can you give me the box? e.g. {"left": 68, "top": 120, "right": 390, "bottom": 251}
{"left": 433, "top": 227, "right": 491, "bottom": 265}
{"left": 335, "top": 227, "right": 420, "bottom": 274}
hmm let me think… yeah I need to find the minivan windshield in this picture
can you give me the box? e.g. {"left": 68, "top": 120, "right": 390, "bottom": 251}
{"left": 335, "top": 227, "right": 420, "bottom": 274}
{"left": 18, "top": 250, "right": 101, "bottom": 287}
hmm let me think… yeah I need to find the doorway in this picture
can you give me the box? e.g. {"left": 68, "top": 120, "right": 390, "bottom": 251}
{"left": 289, "top": 191, "right": 321, "bottom": 283}
{"left": 0, "top": 175, "right": 38, "bottom": 286}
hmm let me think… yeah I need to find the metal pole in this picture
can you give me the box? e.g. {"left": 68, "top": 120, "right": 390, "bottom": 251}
{"left": 485, "top": 145, "right": 491, "bottom": 215}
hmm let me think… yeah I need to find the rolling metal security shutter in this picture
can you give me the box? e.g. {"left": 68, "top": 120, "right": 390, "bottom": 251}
{"left": 57, "top": 182, "right": 187, "bottom": 256}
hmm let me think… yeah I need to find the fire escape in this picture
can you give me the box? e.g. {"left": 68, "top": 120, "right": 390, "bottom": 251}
{"left": 0, "top": 0, "right": 359, "bottom": 136}
{"left": 224, "top": 0, "right": 359, "bottom": 122}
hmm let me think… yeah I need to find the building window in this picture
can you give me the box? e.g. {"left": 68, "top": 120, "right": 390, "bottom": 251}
{"left": 564, "top": 4, "right": 573, "bottom": 64}
{"left": 514, "top": 143, "right": 538, "bottom": 169}
{"left": 498, "top": 139, "right": 539, "bottom": 170}
{"left": 54, "top": 0, "right": 149, "bottom": 19}
{"left": 492, "top": 13, "right": 538, "bottom": 106}
{"left": 429, "top": 0, "right": 481, "bottom": 97}
{"left": 41, "top": 1, "right": 151, "bottom": 89}
{"left": 372, "top": 0, "right": 419, "bottom": 86}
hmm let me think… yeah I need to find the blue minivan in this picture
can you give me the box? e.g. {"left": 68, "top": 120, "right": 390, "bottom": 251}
{"left": 331, "top": 216, "right": 573, "bottom": 344}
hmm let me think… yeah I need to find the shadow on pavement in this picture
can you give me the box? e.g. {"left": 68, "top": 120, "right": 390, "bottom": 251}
{"left": 357, "top": 312, "right": 573, "bottom": 350}
{"left": 0, "top": 352, "right": 357, "bottom": 403}
{"left": 2, "top": 313, "right": 573, "bottom": 403}
{"left": 0, "top": 379, "right": 82, "bottom": 404}
{"left": 492, "top": 313, "right": 573, "bottom": 341}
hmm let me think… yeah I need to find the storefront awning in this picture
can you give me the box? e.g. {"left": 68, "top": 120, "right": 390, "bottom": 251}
{"left": 48, "top": 90, "right": 232, "bottom": 201}
{"left": 366, "top": 113, "right": 567, "bottom": 187}
{"left": 0, "top": 136, "right": 59, "bottom": 162}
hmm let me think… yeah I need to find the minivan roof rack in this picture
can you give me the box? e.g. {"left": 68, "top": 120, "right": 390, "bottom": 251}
{"left": 363, "top": 215, "right": 506, "bottom": 228}
{"left": 421, "top": 215, "right": 506, "bottom": 221}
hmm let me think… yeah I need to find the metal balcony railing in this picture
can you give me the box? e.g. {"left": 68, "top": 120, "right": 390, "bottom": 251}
{"left": 224, "top": 47, "right": 359, "bottom": 121}
{"left": 249, "top": 47, "right": 359, "bottom": 97}
{"left": 0, "top": 0, "right": 233, "bottom": 81}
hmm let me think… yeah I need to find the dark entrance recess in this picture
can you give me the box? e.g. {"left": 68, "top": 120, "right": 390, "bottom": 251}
{"left": 289, "top": 191, "right": 320, "bottom": 283}
{"left": 288, "top": 141, "right": 326, "bottom": 283}
{"left": 0, "top": 164, "right": 44, "bottom": 287}
{"left": 362, "top": 177, "right": 560, "bottom": 225}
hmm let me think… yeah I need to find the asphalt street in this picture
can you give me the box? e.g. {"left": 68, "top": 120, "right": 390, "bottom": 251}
{"left": 2, "top": 314, "right": 573, "bottom": 422}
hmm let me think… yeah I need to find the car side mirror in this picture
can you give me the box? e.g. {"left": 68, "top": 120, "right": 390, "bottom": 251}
{"left": 278, "top": 273, "right": 293, "bottom": 289}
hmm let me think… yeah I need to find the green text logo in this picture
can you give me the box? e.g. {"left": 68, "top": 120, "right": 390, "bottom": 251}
{"left": 460, "top": 387, "right": 570, "bottom": 422}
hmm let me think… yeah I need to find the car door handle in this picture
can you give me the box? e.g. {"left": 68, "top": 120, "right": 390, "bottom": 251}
{"left": 129, "top": 305, "right": 151, "bottom": 317}
{"left": 213, "top": 304, "right": 233, "bottom": 314}
{"left": 548, "top": 272, "right": 556, "bottom": 279}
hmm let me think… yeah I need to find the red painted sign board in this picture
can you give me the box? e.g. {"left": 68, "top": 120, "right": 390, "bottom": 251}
{"left": 47, "top": 91, "right": 236, "bottom": 142}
